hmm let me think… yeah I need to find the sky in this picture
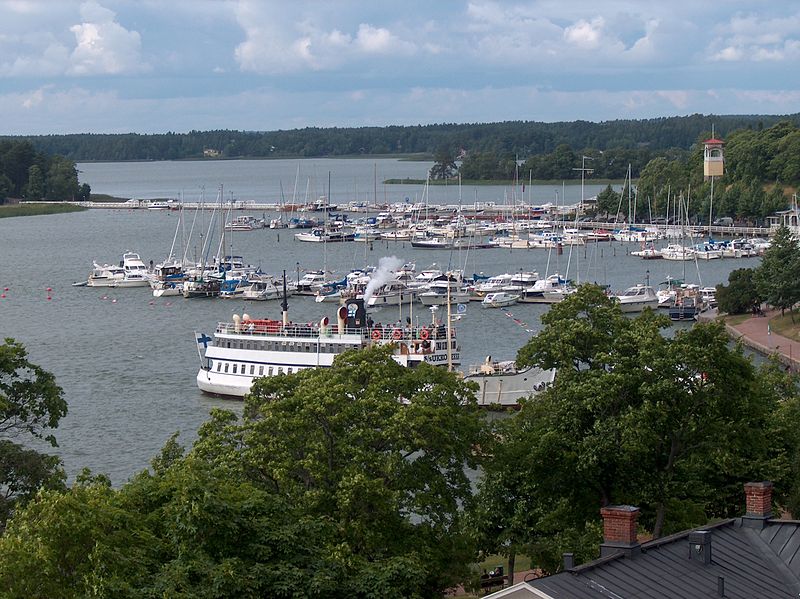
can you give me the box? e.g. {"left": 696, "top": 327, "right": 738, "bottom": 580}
{"left": 1, "top": 0, "right": 800, "bottom": 135}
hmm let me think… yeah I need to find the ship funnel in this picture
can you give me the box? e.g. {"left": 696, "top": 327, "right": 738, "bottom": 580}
{"left": 233, "top": 313, "right": 241, "bottom": 333}
{"left": 345, "top": 298, "right": 367, "bottom": 329}
{"left": 337, "top": 306, "right": 348, "bottom": 333}
{"left": 320, "top": 316, "right": 329, "bottom": 335}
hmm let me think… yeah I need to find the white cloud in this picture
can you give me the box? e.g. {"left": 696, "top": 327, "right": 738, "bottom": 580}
{"left": 21, "top": 85, "right": 47, "bottom": 108}
{"left": 564, "top": 17, "right": 605, "bottom": 49}
{"left": 68, "top": 1, "right": 147, "bottom": 75}
{"left": 707, "top": 12, "right": 800, "bottom": 62}
{"left": 233, "top": 1, "right": 417, "bottom": 74}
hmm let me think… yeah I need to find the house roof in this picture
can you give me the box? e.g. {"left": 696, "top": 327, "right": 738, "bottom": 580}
{"left": 704, "top": 138, "right": 725, "bottom": 144}
{"left": 494, "top": 518, "right": 800, "bottom": 599}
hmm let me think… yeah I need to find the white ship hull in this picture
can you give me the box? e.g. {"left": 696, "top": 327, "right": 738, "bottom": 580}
{"left": 195, "top": 301, "right": 460, "bottom": 398}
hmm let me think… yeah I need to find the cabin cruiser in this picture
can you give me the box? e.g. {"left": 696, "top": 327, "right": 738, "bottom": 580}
{"left": 418, "top": 276, "right": 472, "bottom": 306}
{"left": 519, "top": 274, "right": 573, "bottom": 303}
{"left": 295, "top": 270, "right": 327, "bottom": 295}
{"left": 365, "top": 281, "right": 418, "bottom": 308}
{"left": 481, "top": 291, "right": 520, "bottom": 308}
{"left": 87, "top": 262, "right": 125, "bottom": 287}
{"left": 90, "top": 252, "right": 150, "bottom": 288}
{"left": 612, "top": 284, "right": 659, "bottom": 313}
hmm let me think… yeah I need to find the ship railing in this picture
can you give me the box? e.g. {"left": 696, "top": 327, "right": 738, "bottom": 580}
{"left": 215, "top": 322, "right": 456, "bottom": 340}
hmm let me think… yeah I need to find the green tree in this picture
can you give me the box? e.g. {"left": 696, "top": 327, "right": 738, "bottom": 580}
{"left": 429, "top": 146, "right": 457, "bottom": 180}
{"left": 0, "top": 339, "right": 67, "bottom": 526}
{"left": 0, "top": 348, "right": 489, "bottom": 597}
{"left": 716, "top": 268, "right": 762, "bottom": 315}
{"left": 595, "top": 184, "right": 620, "bottom": 217}
{"left": 197, "top": 346, "right": 487, "bottom": 596}
{"left": 755, "top": 225, "right": 800, "bottom": 318}
{"left": 0, "top": 174, "right": 12, "bottom": 202}
{"left": 45, "top": 155, "right": 80, "bottom": 200}
{"left": 477, "top": 286, "right": 785, "bottom": 572}
{"left": 24, "top": 164, "right": 44, "bottom": 200}
{"left": 77, "top": 182, "right": 91, "bottom": 201}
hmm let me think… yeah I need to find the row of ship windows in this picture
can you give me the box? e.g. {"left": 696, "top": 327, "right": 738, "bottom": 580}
{"left": 214, "top": 361, "right": 305, "bottom": 376}
{"left": 224, "top": 339, "right": 351, "bottom": 353}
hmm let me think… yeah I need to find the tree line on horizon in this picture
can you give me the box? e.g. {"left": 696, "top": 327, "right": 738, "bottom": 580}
{"left": 4, "top": 113, "right": 798, "bottom": 163}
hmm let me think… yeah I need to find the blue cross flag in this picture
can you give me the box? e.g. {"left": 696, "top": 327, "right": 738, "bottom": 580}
{"left": 195, "top": 331, "right": 213, "bottom": 364}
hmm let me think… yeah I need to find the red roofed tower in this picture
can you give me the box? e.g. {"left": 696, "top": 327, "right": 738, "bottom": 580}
{"left": 703, "top": 136, "right": 724, "bottom": 180}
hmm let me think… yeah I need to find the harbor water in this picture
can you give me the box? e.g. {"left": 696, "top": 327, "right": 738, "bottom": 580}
{"left": 0, "top": 158, "right": 760, "bottom": 484}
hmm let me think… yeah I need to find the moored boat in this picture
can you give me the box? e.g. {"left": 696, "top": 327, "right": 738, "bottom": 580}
{"left": 612, "top": 284, "right": 659, "bottom": 313}
{"left": 481, "top": 291, "right": 520, "bottom": 308}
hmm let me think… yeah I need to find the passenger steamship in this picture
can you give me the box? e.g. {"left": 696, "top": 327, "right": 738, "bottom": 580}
{"left": 195, "top": 296, "right": 460, "bottom": 398}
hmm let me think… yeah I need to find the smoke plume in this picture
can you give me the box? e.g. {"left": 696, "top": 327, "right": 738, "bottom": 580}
{"left": 363, "top": 255, "right": 403, "bottom": 304}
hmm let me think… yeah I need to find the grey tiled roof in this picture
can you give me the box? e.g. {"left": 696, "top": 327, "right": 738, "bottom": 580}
{"left": 526, "top": 518, "right": 800, "bottom": 598}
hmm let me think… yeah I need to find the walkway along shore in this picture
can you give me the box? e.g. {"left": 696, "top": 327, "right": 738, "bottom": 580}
{"left": 700, "top": 308, "right": 800, "bottom": 371}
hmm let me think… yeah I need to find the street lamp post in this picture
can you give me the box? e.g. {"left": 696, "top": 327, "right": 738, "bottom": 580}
{"left": 572, "top": 156, "right": 594, "bottom": 215}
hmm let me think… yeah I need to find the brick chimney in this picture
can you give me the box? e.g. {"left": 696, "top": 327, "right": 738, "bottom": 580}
{"left": 600, "top": 505, "right": 641, "bottom": 558}
{"left": 742, "top": 481, "right": 773, "bottom": 528}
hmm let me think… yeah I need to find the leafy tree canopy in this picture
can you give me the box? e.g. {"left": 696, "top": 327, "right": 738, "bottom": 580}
{"left": 475, "top": 286, "right": 792, "bottom": 573}
{"left": 755, "top": 225, "right": 800, "bottom": 317}
{"left": 0, "top": 347, "right": 489, "bottom": 598}
{"left": 0, "top": 339, "right": 67, "bottom": 527}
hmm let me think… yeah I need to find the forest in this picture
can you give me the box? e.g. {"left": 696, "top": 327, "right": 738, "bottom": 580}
{"left": 0, "top": 140, "right": 87, "bottom": 202}
{"left": 3, "top": 113, "right": 798, "bottom": 162}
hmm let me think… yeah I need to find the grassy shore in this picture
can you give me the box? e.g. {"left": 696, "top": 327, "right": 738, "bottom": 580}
{"left": 0, "top": 203, "right": 87, "bottom": 218}
{"left": 767, "top": 312, "right": 800, "bottom": 342}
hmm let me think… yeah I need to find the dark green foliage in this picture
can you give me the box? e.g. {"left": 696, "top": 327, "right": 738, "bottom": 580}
{"left": 5, "top": 113, "right": 797, "bottom": 162}
{"left": 0, "top": 347, "right": 488, "bottom": 598}
{"left": 716, "top": 268, "right": 762, "bottom": 315}
{"left": 0, "top": 339, "right": 67, "bottom": 528}
{"left": 475, "top": 285, "right": 789, "bottom": 573}
{"left": 0, "top": 140, "right": 84, "bottom": 201}
{"left": 755, "top": 225, "right": 800, "bottom": 317}
{"left": 429, "top": 146, "right": 457, "bottom": 180}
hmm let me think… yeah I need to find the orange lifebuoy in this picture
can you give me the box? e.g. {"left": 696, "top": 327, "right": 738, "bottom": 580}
{"left": 392, "top": 328, "right": 402, "bottom": 340}
{"left": 420, "top": 327, "right": 430, "bottom": 340}
{"left": 372, "top": 328, "right": 382, "bottom": 340}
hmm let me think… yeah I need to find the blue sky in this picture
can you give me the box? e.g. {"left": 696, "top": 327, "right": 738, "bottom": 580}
{"left": 2, "top": 0, "right": 799, "bottom": 134}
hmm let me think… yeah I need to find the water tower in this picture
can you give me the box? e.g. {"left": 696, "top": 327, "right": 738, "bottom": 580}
{"left": 703, "top": 137, "right": 724, "bottom": 180}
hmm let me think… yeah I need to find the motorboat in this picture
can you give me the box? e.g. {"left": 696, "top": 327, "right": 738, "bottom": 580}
{"left": 225, "top": 215, "right": 265, "bottom": 231}
{"left": 481, "top": 291, "right": 520, "bottom": 308}
{"left": 107, "top": 252, "right": 151, "bottom": 287}
{"left": 87, "top": 262, "right": 125, "bottom": 287}
{"left": 295, "top": 270, "right": 327, "bottom": 295}
{"left": 519, "top": 274, "right": 571, "bottom": 303}
{"left": 240, "top": 277, "right": 285, "bottom": 301}
{"left": 418, "top": 277, "right": 472, "bottom": 306}
{"left": 365, "top": 281, "right": 418, "bottom": 308}
{"left": 631, "top": 244, "right": 662, "bottom": 259}
{"left": 612, "top": 284, "right": 659, "bottom": 313}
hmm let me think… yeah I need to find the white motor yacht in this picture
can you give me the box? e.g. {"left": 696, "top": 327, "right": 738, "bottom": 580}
{"left": 99, "top": 252, "right": 151, "bottom": 288}
{"left": 481, "top": 291, "right": 520, "bottom": 308}
{"left": 87, "top": 262, "right": 125, "bottom": 287}
{"left": 612, "top": 284, "right": 659, "bottom": 313}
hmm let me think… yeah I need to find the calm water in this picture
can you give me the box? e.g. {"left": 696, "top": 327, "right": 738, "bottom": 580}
{"left": 78, "top": 158, "right": 611, "bottom": 206}
{"left": 0, "top": 159, "right": 760, "bottom": 484}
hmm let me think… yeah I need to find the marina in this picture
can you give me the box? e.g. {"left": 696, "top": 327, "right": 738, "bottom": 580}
{"left": 0, "top": 158, "right": 766, "bottom": 484}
